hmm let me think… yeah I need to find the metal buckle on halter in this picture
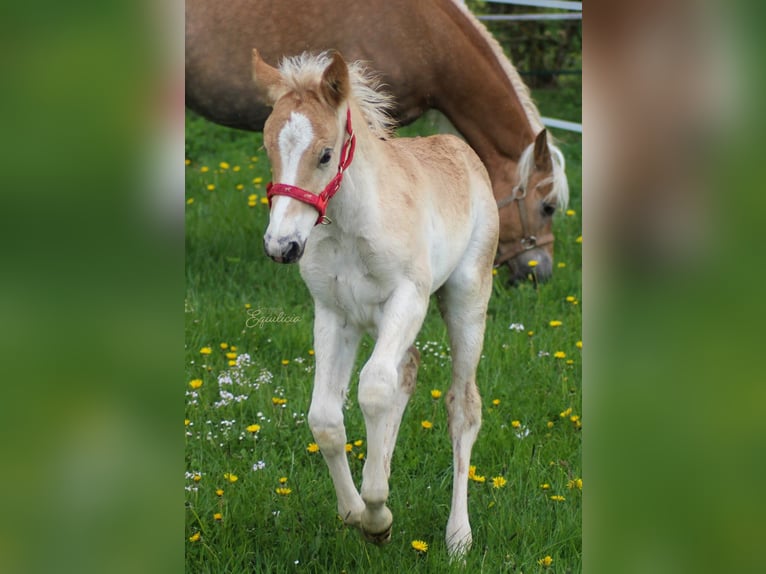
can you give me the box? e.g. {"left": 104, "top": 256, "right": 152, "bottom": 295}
{"left": 318, "top": 215, "right": 332, "bottom": 225}
{"left": 520, "top": 236, "right": 537, "bottom": 250}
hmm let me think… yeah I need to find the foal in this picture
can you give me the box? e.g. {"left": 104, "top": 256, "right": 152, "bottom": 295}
{"left": 253, "top": 50, "right": 499, "bottom": 555}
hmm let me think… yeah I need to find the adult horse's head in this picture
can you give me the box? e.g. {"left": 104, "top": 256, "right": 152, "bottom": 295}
{"left": 494, "top": 130, "right": 569, "bottom": 284}
{"left": 253, "top": 49, "right": 353, "bottom": 264}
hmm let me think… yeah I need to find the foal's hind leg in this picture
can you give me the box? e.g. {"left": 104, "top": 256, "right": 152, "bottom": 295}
{"left": 438, "top": 261, "right": 494, "bottom": 557}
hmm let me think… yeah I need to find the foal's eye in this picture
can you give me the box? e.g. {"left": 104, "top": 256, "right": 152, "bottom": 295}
{"left": 542, "top": 203, "right": 556, "bottom": 217}
{"left": 319, "top": 148, "right": 333, "bottom": 166}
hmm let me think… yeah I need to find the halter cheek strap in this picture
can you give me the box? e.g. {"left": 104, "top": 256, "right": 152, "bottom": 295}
{"left": 494, "top": 182, "right": 555, "bottom": 267}
{"left": 266, "top": 107, "right": 356, "bottom": 225}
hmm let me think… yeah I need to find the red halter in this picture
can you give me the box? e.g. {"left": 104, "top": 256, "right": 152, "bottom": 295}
{"left": 266, "top": 108, "right": 356, "bottom": 225}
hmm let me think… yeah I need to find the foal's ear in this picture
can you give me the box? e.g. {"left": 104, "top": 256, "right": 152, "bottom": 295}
{"left": 320, "top": 52, "right": 350, "bottom": 108}
{"left": 533, "top": 129, "right": 553, "bottom": 172}
{"left": 252, "top": 49, "right": 287, "bottom": 106}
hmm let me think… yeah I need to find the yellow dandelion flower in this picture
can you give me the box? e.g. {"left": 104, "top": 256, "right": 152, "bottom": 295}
{"left": 199, "top": 347, "right": 212, "bottom": 355}
{"left": 538, "top": 555, "right": 553, "bottom": 567}
{"left": 354, "top": 439, "right": 364, "bottom": 447}
{"left": 566, "top": 295, "right": 577, "bottom": 303}
{"left": 185, "top": 159, "right": 191, "bottom": 166}
{"left": 200, "top": 166, "right": 209, "bottom": 173}
{"left": 272, "top": 397, "right": 287, "bottom": 406}
{"left": 567, "top": 478, "right": 583, "bottom": 490}
{"left": 250, "top": 156, "right": 259, "bottom": 163}
{"left": 560, "top": 407, "right": 573, "bottom": 418}
{"left": 279, "top": 477, "right": 288, "bottom": 484}
{"left": 233, "top": 165, "right": 241, "bottom": 172}
{"left": 553, "top": 351, "right": 566, "bottom": 359}
{"left": 216, "top": 489, "right": 224, "bottom": 496}
{"left": 220, "top": 342, "right": 229, "bottom": 350}
{"left": 411, "top": 540, "right": 428, "bottom": 553}
{"left": 570, "top": 414, "right": 580, "bottom": 423}
{"left": 550, "top": 495, "right": 565, "bottom": 501}
{"left": 527, "top": 330, "right": 535, "bottom": 336}
{"left": 244, "top": 304, "right": 251, "bottom": 309}
{"left": 253, "top": 177, "right": 263, "bottom": 184}
{"left": 576, "top": 340, "right": 583, "bottom": 349}
{"left": 308, "top": 349, "right": 315, "bottom": 356}
{"left": 557, "top": 262, "right": 567, "bottom": 268}
{"left": 192, "top": 473, "right": 201, "bottom": 482}
{"left": 230, "top": 346, "right": 237, "bottom": 351}
{"left": 260, "top": 197, "right": 269, "bottom": 205}
{"left": 576, "top": 235, "right": 582, "bottom": 243}
{"left": 189, "top": 379, "right": 203, "bottom": 389}
{"left": 189, "top": 532, "right": 201, "bottom": 542}
{"left": 184, "top": 418, "right": 190, "bottom": 426}
{"left": 492, "top": 398, "right": 500, "bottom": 406}
{"left": 186, "top": 197, "right": 195, "bottom": 205}
{"left": 228, "top": 360, "right": 236, "bottom": 367}
{"left": 492, "top": 268, "right": 498, "bottom": 276}
{"left": 219, "top": 161, "right": 230, "bottom": 170}
{"left": 430, "top": 389, "right": 442, "bottom": 399}
{"left": 275, "top": 487, "right": 292, "bottom": 495}
{"left": 224, "top": 473, "right": 238, "bottom": 483}
{"left": 246, "top": 424, "right": 261, "bottom": 433}
{"left": 492, "top": 476, "right": 507, "bottom": 489}
{"left": 307, "top": 442, "right": 320, "bottom": 453}
{"left": 281, "top": 359, "right": 289, "bottom": 366}
{"left": 248, "top": 194, "right": 257, "bottom": 201}
{"left": 528, "top": 260, "right": 539, "bottom": 268}
{"left": 421, "top": 420, "right": 433, "bottom": 429}
{"left": 357, "top": 452, "right": 365, "bottom": 460}
{"left": 225, "top": 352, "right": 237, "bottom": 360}
{"left": 546, "top": 421, "right": 554, "bottom": 429}
{"left": 213, "top": 512, "right": 223, "bottom": 521}
{"left": 511, "top": 420, "right": 521, "bottom": 428}
{"left": 540, "top": 483, "right": 550, "bottom": 490}
{"left": 566, "top": 359, "right": 574, "bottom": 365}
{"left": 207, "top": 184, "right": 215, "bottom": 191}
{"left": 549, "top": 320, "right": 562, "bottom": 327}
{"left": 236, "top": 184, "right": 244, "bottom": 190}
{"left": 566, "top": 209, "right": 576, "bottom": 217}
{"left": 471, "top": 474, "right": 486, "bottom": 483}
{"left": 345, "top": 443, "right": 353, "bottom": 452}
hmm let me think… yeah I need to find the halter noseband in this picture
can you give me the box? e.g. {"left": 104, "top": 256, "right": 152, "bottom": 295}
{"left": 494, "top": 180, "right": 555, "bottom": 267}
{"left": 266, "top": 107, "right": 356, "bottom": 226}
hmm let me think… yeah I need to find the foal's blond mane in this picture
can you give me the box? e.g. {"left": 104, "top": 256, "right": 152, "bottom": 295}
{"left": 278, "top": 52, "right": 395, "bottom": 140}
{"left": 449, "top": 0, "right": 569, "bottom": 208}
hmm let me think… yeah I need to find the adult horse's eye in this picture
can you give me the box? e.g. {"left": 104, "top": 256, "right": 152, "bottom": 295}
{"left": 319, "top": 148, "right": 333, "bottom": 166}
{"left": 542, "top": 202, "right": 556, "bottom": 217}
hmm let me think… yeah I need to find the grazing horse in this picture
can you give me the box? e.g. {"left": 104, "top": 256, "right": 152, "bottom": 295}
{"left": 186, "top": 0, "right": 568, "bottom": 283}
{"left": 252, "top": 49, "right": 499, "bottom": 555}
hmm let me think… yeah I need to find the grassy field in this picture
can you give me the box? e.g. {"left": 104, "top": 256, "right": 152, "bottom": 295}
{"left": 185, "top": 86, "right": 581, "bottom": 573}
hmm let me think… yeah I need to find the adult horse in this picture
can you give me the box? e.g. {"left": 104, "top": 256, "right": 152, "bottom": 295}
{"left": 186, "top": 0, "right": 569, "bottom": 283}
{"left": 253, "top": 48, "right": 498, "bottom": 555}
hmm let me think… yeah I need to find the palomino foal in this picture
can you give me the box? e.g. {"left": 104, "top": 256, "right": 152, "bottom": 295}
{"left": 253, "top": 50, "right": 499, "bottom": 555}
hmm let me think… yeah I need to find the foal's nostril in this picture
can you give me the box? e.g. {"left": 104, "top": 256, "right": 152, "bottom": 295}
{"left": 282, "top": 241, "right": 303, "bottom": 263}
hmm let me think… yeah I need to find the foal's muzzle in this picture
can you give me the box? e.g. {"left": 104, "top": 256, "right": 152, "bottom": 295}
{"left": 263, "top": 236, "right": 305, "bottom": 264}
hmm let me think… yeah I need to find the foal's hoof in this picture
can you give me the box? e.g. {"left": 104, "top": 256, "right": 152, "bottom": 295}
{"left": 362, "top": 524, "right": 392, "bottom": 545}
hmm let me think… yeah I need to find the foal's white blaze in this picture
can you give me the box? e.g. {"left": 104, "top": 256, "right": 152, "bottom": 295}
{"left": 264, "top": 111, "right": 317, "bottom": 256}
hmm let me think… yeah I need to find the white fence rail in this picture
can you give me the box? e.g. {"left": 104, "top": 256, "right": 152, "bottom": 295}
{"left": 480, "top": 0, "right": 582, "bottom": 133}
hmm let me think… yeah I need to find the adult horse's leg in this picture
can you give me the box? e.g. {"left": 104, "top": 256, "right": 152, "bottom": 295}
{"left": 437, "top": 257, "right": 494, "bottom": 557}
{"left": 358, "top": 282, "right": 428, "bottom": 543}
{"left": 307, "top": 304, "right": 365, "bottom": 527}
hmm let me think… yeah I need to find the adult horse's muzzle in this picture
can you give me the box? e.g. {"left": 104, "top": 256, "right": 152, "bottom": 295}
{"left": 503, "top": 247, "right": 553, "bottom": 285}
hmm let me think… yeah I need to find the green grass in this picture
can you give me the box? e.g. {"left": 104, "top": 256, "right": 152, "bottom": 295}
{"left": 185, "top": 87, "right": 582, "bottom": 573}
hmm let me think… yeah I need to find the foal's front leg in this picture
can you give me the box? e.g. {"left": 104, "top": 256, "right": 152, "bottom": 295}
{"left": 358, "top": 282, "right": 428, "bottom": 542}
{"left": 307, "top": 304, "right": 365, "bottom": 526}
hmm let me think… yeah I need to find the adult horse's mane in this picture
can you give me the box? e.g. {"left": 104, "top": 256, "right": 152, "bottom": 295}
{"left": 450, "top": 1, "right": 569, "bottom": 208}
{"left": 278, "top": 52, "right": 395, "bottom": 140}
